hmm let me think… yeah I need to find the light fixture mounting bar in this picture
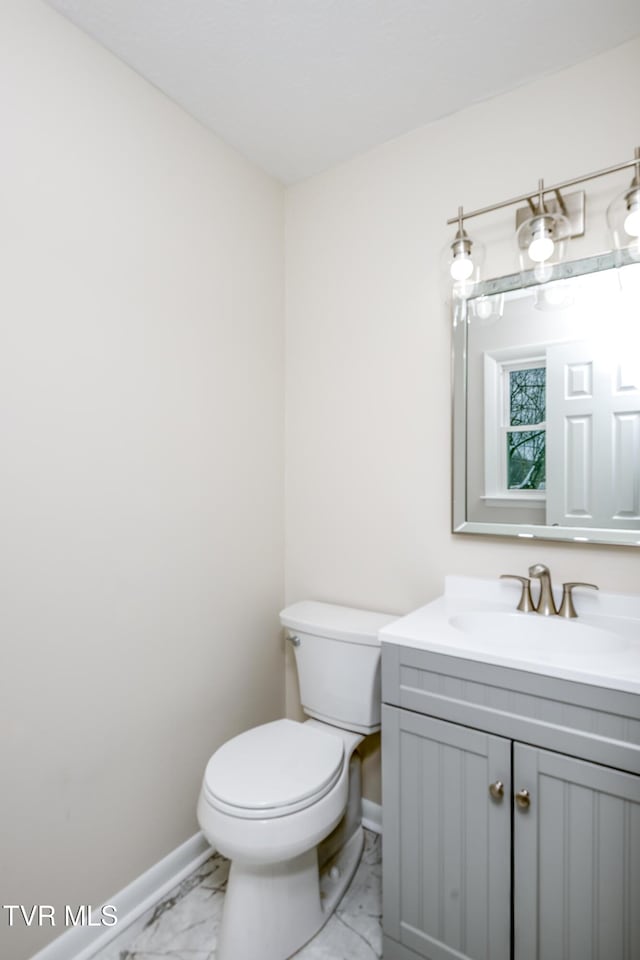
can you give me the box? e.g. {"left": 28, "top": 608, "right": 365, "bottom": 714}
{"left": 447, "top": 149, "right": 640, "bottom": 226}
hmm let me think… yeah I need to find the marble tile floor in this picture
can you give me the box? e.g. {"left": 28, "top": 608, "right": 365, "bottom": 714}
{"left": 91, "top": 829, "right": 382, "bottom": 960}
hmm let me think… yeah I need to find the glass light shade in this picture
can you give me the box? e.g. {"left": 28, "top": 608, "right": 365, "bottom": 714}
{"left": 533, "top": 280, "right": 574, "bottom": 312}
{"left": 607, "top": 182, "right": 640, "bottom": 262}
{"left": 442, "top": 230, "right": 485, "bottom": 298}
{"left": 516, "top": 212, "right": 570, "bottom": 283}
{"left": 469, "top": 292, "right": 504, "bottom": 324}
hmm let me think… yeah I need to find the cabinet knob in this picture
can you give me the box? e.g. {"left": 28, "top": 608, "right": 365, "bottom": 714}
{"left": 515, "top": 789, "right": 531, "bottom": 810}
{"left": 488, "top": 780, "right": 505, "bottom": 801}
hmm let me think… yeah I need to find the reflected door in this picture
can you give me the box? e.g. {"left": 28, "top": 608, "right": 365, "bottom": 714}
{"left": 546, "top": 340, "right": 640, "bottom": 528}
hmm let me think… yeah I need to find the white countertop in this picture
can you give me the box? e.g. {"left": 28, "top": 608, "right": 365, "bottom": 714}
{"left": 380, "top": 576, "right": 640, "bottom": 695}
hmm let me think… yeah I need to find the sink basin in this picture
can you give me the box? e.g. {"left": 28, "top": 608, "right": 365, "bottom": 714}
{"left": 449, "top": 611, "right": 630, "bottom": 657}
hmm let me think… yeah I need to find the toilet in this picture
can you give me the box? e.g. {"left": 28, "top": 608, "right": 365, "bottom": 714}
{"left": 196, "top": 600, "right": 395, "bottom": 960}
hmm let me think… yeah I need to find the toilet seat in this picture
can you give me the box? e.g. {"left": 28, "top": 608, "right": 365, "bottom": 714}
{"left": 202, "top": 719, "right": 345, "bottom": 820}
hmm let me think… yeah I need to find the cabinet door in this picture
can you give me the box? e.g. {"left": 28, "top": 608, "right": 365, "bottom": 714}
{"left": 382, "top": 705, "right": 511, "bottom": 960}
{"left": 514, "top": 743, "right": 640, "bottom": 960}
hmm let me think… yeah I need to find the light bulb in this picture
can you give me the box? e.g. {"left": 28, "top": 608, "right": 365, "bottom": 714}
{"left": 623, "top": 205, "right": 640, "bottom": 238}
{"left": 528, "top": 234, "right": 555, "bottom": 263}
{"left": 450, "top": 253, "right": 474, "bottom": 281}
{"left": 607, "top": 169, "right": 640, "bottom": 254}
{"left": 475, "top": 297, "right": 493, "bottom": 320}
{"left": 534, "top": 281, "right": 572, "bottom": 310}
{"left": 533, "top": 261, "right": 554, "bottom": 283}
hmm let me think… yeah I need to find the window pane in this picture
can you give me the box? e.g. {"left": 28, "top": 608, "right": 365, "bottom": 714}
{"left": 509, "top": 367, "right": 545, "bottom": 426}
{"left": 507, "top": 430, "right": 546, "bottom": 489}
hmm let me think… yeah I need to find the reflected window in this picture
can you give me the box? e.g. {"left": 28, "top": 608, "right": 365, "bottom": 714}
{"left": 505, "top": 366, "right": 546, "bottom": 490}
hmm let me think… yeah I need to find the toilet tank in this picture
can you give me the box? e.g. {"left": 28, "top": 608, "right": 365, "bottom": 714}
{"left": 280, "top": 601, "right": 397, "bottom": 734}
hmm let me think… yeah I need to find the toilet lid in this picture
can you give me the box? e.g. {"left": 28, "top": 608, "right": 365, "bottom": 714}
{"left": 203, "top": 719, "right": 344, "bottom": 819}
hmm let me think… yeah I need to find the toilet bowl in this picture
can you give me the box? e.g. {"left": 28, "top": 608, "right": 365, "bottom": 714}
{"left": 196, "top": 600, "right": 396, "bottom": 960}
{"left": 197, "top": 719, "right": 364, "bottom": 960}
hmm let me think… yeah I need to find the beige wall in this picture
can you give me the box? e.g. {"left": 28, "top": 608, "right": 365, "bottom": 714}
{"left": 1, "top": 3, "right": 284, "bottom": 958}
{"left": 285, "top": 36, "right": 640, "bottom": 801}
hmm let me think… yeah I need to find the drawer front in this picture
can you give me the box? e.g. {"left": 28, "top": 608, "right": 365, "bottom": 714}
{"left": 382, "top": 643, "right": 640, "bottom": 775}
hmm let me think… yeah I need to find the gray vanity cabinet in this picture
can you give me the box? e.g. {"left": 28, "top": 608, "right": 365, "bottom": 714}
{"left": 381, "top": 643, "right": 640, "bottom": 960}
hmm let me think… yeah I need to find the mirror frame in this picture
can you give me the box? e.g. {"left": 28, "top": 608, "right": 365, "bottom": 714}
{"left": 452, "top": 250, "right": 640, "bottom": 548}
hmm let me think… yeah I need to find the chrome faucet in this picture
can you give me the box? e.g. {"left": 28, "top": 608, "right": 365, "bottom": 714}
{"left": 528, "top": 563, "right": 557, "bottom": 616}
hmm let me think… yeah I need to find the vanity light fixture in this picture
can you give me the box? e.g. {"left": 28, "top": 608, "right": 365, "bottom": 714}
{"left": 607, "top": 147, "right": 640, "bottom": 261}
{"left": 446, "top": 146, "right": 640, "bottom": 290}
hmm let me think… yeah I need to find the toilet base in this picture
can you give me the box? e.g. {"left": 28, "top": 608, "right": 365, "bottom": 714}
{"left": 217, "top": 825, "right": 364, "bottom": 960}
{"left": 316, "top": 822, "right": 364, "bottom": 930}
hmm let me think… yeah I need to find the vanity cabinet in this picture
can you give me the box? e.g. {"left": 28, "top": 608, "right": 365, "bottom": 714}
{"left": 381, "top": 643, "right": 640, "bottom": 960}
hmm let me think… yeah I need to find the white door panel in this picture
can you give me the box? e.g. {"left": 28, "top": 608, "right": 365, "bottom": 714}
{"left": 546, "top": 341, "right": 640, "bottom": 528}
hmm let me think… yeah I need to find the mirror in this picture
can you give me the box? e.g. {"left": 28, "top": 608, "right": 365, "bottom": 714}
{"left": 452, "top": 252, "right": 640, "bottom": 546}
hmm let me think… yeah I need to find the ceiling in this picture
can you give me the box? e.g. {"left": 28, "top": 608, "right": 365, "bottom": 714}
{"left": 45, "top": 0, "right": 640, "bottom": 184}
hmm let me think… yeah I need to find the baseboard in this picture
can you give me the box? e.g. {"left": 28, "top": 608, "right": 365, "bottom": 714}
{"left": 31, "top": 802, "right": 381, "bottom": 959}
{"left": 30, "top": 833, "right": 213, "bottom": 960}
{"left": 361, "top": 798, "right": 382, "bottom": 834}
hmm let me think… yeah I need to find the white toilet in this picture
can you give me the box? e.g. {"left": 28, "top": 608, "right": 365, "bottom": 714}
{"left": 196, "top": 600, "right": 395, "bottom": 960}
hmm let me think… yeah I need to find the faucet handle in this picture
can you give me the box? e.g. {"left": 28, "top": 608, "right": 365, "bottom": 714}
{"left": 558, "top": 582, "right": 599, "bottom": 619}
{"left": 500, "top": 575, "right": 535, "bottom": 613}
